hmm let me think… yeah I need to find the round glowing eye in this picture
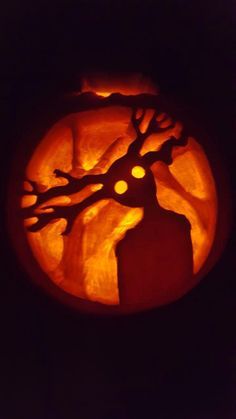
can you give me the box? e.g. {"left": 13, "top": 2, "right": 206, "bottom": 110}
{"left": 131, "top": 165, "right": 146, "bottom": 178}
{"left": 114, "top": 180, "right": 128, "bottom": 194}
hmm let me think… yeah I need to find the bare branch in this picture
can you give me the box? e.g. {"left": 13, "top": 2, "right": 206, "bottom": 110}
{"left": 127, "top": 108, "right": 175, "bottom": 156}
{"left": 22, "top": 104, "right": 188, "bottom": 236}
{"left": 142, "top": 133, "right": 188, "bottom": 166}
{"left": 130, "top": 108, "right": 145, "bottom": 137}
{"left": 25, "top": 170, "right": 106, "bottom": 209}
{"left": 27, "top": 189, "right": 106, "bottom": 235}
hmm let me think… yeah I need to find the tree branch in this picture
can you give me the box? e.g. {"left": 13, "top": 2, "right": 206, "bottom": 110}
{"left": 127, "top": 108, "right": 174, "bottom": 156}
{"left": 142, "top": 133, "right": 188, "bottom": 166}
{"left": 22, "top": 105, "right": 188, "bottom": 236}
{"left": 27, "top": 189, "right": 106, "bottom": 235}
{"left": 24, "top": 169, "right": 106, "bottom": 209}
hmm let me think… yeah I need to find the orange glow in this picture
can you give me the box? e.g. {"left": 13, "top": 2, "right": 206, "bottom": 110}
{"left": 62, "top": 201, "right": 142, "bottom": 304}
{"left": 151, "top": 137, "right": 217, "bottom": 273}
{"left": 114, "top": 180, "right": 128, "bottom": 194}
{"left": 24, "top": 217, "right": 38, "bottom": 228}
{"left": 140, "top": 120, "right": 183, "bottom": 156}
{"left": 23, "top": 181, "right": 33, "bottom": 192}
{"left": 22, "top": 98, "right": 217, "bottom": 306}
{"left": 131, "top": 165, "right": 146, "bottom": 179}
{"left": 21, "top": 194, "right": 37, "bottom": 208}
{"left": 95, "top": 91, "right": 112, "bottom": 97}
{"left": 139, "top": 109, "right": 155, "bottom": 133}
{"left": 80, "top": 74, "right": 158, "bottom": 96}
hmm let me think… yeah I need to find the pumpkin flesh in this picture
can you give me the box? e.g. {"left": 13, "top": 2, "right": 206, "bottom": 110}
{"left": 21, "top": 99, "right": 217, "bottom": 306}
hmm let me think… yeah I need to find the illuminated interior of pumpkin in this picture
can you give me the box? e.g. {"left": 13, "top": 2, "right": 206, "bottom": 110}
{"left": 114, "top": 180, "right": 128, "bottom": 195}
{"left": 21, "top": 85, "right": 217, "bottom": 306}
{"left": 80, "top": 73, "right": 158, "bottom": 97}
{"left": 131, "top": 166, "right": 146, "bottom": 179}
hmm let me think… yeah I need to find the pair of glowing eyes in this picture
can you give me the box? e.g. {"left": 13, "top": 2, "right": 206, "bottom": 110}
{"left": 114, "top": 165, "right": 146, "bottom": 195}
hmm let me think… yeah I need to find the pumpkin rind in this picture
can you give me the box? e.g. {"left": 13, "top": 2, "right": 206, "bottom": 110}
{"left": 7, "top": 77, "right": 230, "bottom": 314}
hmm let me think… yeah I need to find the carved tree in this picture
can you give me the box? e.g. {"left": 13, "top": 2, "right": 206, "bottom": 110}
{"left": 22, "top": 107, "right": 188, "bottom": 234}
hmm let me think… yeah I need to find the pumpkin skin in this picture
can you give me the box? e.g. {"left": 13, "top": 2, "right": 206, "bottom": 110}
{"left": 7, "top": 76, "right": 231, "bottom": 315}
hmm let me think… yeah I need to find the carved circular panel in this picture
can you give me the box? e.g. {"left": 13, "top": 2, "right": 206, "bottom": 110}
{"left": 8, "top": 76, "right": 230, "bottom": 314}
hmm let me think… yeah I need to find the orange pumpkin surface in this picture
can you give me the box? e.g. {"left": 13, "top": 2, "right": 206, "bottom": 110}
{"left": 8, "top": 75, "right": 230, "bottom": 314}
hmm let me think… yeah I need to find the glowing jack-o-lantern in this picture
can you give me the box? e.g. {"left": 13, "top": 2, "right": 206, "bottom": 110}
{"left": 8, "top": 75, "right": 230, "bottom": 314}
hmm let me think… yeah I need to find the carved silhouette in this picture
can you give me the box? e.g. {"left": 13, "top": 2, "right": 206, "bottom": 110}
{"left": 116, "top": 165, "right": 193, "bottom": 305}
{"left": 22, "top": 104, "right": 193, "bottom": 305}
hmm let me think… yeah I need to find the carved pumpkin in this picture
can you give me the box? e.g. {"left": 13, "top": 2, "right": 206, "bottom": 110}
{"left": 8, "top": 75, "right": 230, "bottom": 314}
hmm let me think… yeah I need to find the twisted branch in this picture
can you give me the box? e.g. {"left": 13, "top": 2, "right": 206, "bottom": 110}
{"left": 27, "top": 189, "right": 106, "bottom": 235}
{"left": 143, "top": 133, "right": 188, "bottom": 166}
{"left": 127, "top": 108, "right": 174, "bottom": 155}
{"left": 24, "top": 169, "right": 106, "bottom": 209}
{"left": 23, "top": 106, "right": 188, "bottom": 234}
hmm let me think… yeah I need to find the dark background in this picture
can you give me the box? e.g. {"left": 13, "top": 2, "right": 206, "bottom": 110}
{"left": 1, "top": 1, "right": 235, "bottom": 418}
